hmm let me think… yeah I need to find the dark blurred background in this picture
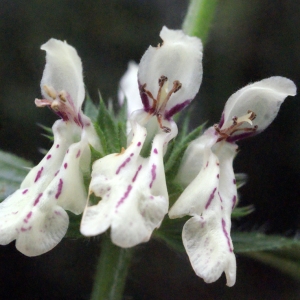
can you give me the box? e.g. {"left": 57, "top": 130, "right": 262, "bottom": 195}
{"left": 1, "top": 0, "right": 300, "bottom": 299}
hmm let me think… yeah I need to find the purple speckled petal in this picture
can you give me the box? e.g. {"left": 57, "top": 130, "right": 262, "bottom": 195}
{"left": 81, "top": 122, "right": 169, "bottom": 248}
{"left": 169, "top": 146, "right": 219, "bottom": 218}
{"left": 182, "top": 214, "right": 236, "bottom": 287}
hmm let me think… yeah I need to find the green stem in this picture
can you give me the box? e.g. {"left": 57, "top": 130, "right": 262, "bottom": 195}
{"left": 182, "top": 0, "right": 219, "bottom": 43}
{"left": 91, "top": 236, "right": 134, "bottom": 300}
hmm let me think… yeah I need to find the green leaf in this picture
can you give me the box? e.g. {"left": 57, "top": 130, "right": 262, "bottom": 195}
{"left": 233, "top": 232, "right": 300, "bottom": 253}
{"left": 117, "top": 122, "right": 127, "bottom": 151}
{"left": 234, "top": 232, "right": 300, "bottom": 281}
{"left": 84, "top": 92, "right": 99, "bottom": 122}
{"left": 38, "top": 123, "right": 53, "bottom": 141}
{"left": 232, "top": 205, "right": 254, "bottom": 218}
{"left": 116, "top": 99, "right": 128, "bottom": 151}
{"left": 94, "top": 123, "right": 108, "bottom": 155}
{"left": 90, "top": 144, "right": 104, "bottom": 163}
{"left": 235, "top": 173, "right": 248, "bottom": 189}
{"left": 116, "top": 98, "right": 128, "bottom": 124}
{"left": 37, "top": 123, "right": 53, "bottom": 135}
{"left": 97, "top": 98, "right": 120, "bottom": 154}
{"left": 0, "top": 150, "right": 33, "bottom": 201}
{"left": 154, "top": 216, "right": 186, "bottom": 252}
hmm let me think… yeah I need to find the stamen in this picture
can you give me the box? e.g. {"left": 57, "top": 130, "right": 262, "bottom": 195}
{"left": 156, "top": 79, "right": 182, "bottom": 119}
{"left": 215, "top": 110, "right": 258, "bottom": 142}
{"left": 43, "top": 85, "right": 57, "bottom": 100}
{"left": 141, "top": 75, "right": 182, "bottom": 133}
{"left": 58, "top": 91, "right": 67, "bottom": 103}
{"left": 51, "top": 99, "right": 61, "bottom": 111}
{"left": 158, "top": 75, "right": 168, "bottom": 87}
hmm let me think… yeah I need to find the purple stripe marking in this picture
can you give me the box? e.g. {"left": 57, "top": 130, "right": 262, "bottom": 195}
{"left": 64, "top": 163, "right": 68, "bottom": 169}
{"left": 139, "top": 81, "right": 150, "bottom": 112}
{"left": 233, "top": 179, "right": 236, "bottom": 184}
{"left": 21, "top": 226, "right": 32, "bottom": 232}
{"left": 164, "top": 100, "right": 191, "bottom": 120}
{"left": 55, "top": 179, "right": 63, "bottom": 199}
{"left": 232, "top": 195, "right": 237, "bottom": 210}
{"left": 24, "top": 211, "right": 32, "bottom": 223}
{"left": 218, "top": 192, "right": 223, "bottom": 202}
{"left": 132, "top": 165, "right": 142, "bottom": 182}
{"left": 153, "top": 148, "right": 158, "bottom": 154}
{"left": 149, "top": 164, "right": 157, "bottom": 188}
{"left": 137, "top": 142, "right": 141, "bottom": 147}
{"left": 56, "top": 144, "right": 60, "bottom": 148}
{"left": 205, "top": 187, "right": 217, "bottom": 209}
{"left": 222, "top": 218, "right": 233, "bottom": 252}
{"left": 226, "top": 131, "right": 257, "bottom": 143}
{"left": 22, "top": 189, "right": 28, "bottom": 194}
{"left": 34, "top": 193, "right": 43, "bottom": 206}
{"left": 34, "top": 167, "right": 44, "bottom": 182}
{"left": 76, "top": 150, "right": 81, "bottom": 158}
{"left": 116, "top": 185, "right": 132, "bottom": 209}
{"left": 77, "top": 112, "right": 83, "bottom": 127}
{"left": 217, "top": 174, "right": 219, "bottom": 179}
{"left": 116, "top": 157, "right": 131, "bottom": 174}
{"left": 47, "top": 154, "right": 52, "bottom": 160}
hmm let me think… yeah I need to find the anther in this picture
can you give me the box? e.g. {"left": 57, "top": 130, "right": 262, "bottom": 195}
{"left": 51, "top": 100, "right": 60, "bottom": 111}
{"left": 162, "top": 126, "right": 171, "bottom": 133}
{"left": 247, "top": 110, "right": 256, "bottom": 121}
{"left": 158, "top": 75, "right": 168, "bottom": 87}
{"left": 58, "top": 91, "right": 67, "bottom": 103}
{"left": 173, "top": 80, "right": 182, "bottom": 93}
{"left": 232, "top": 116, "right": 238, "bottom": 125}
{"left": 215, "top": 110, "right": 258, "bottom": 142}
{"left": 43, "top": 85, "right": 57, "bottom": 100}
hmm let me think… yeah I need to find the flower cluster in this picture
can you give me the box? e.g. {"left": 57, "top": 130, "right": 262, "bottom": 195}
{"left": 0, "top": 26, "right": 296, "bottom": 287}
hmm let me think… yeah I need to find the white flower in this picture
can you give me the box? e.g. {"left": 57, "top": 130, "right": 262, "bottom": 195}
{"left": 132, "top": 26, "right": 203, "bottom": 137}
{"left": 170, "top": 76, "right": 297, "bottom": 286}
{"left": 0, "top": 39, "right": 100, "bottom": 256}
{"left": 80, "top": 121, "right": 169, "bottom": 247}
